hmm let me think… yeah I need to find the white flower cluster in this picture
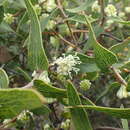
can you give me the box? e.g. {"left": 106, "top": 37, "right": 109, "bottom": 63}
{"left": 105, "top": 4, "right": 117, "bottom": 17}
{"left": 52, "top": 54, "right": 81, "bottom": 78}
{"left": 91, "top": 1, "right": 101, "bottom": 13}
{"left": 117, "top": 85, "right": 130, "bottom": 99}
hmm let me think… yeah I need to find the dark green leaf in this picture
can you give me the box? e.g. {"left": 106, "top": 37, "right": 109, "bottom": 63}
{"left": 67, "top": 80, "right": 92, "bottom": 130}
{"left": 68, "top": 105, "right": 130, "bottom": 119}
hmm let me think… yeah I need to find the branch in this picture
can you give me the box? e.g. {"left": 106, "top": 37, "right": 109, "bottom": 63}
{"left": 111, "top": 66, "right": 127, "bottom": 86}
{"left": 56, "top": 0, "right": 77, "bottom": 44}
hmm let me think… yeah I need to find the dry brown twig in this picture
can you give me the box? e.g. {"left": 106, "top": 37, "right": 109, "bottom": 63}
{"left": 56, "top": 0, "right": 77, "bottom": 44}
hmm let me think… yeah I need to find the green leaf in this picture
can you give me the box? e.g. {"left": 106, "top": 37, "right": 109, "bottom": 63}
{"left": 85, "top": 15, "right": 118, "bottom": 71}
{"left": 34, "top": 80, "right": 94, "bottom": 106}
{"left": 76, "top": 52, "right": 100, "bottom": 73}
{"left": 0, "top": 22, "right": 14, "bottom": 33}
{"left": 33, "top": 80, "right": 66, "bottom": 98}
{"left": 16, "top": 12, "right": 28, "bottom": 33}
{"left": 68, "top": 105, "right": 130, "bottom": 119}
{"left": 0, "top": 5, "right": 4, "bottom": 24}
{"left": 0, "top": 68, "right": 9, "bottom": 89}
{"left": 67, "top": 80, "right": 92, "bottom": 130}
{"left": 67, "top": 14, "right": 96, "bottom": 24}
{"left": 121, "top": 105, "right": 129, "bottom": 130}
{"left": 66, "top": 0, "right": 94, "bottom": 13}
{"left": 24, "top": 0, "right": 49, "bottom": 70}
{"left": 0, "top": 88, "right": 45, "bottom": 119}
{"left": 16, "top": 67, "right": 31, "bottom": 82}
{"left": 31, "top": 105, "right": 51, "bottom": 116}
{"left": 110, "top": 37, "right": 130, "bottom": 54}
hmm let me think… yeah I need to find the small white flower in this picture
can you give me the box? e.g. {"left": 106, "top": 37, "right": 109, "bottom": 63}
{"left": 45, "top": 0, "right": 56, "bottom": 12}
{"left": 92, "top": 1, "right": 101, "bottom": 13}
{"left": 17, "top": 110, "right": 33, "bottom": 121}
{"left": 38, "top": 71, "right": 50, "bottom": 83}
{"left": 118, "top": 12, "right": 125, "bottom": 19}
{"left": 32, "top": 70, "right": 36, "bottom": 77}
{"left": 105, "top": 4, "right": 117, "bottom": 17}
{"left": 125, "top": 7, "right": 130, "bottom": 13}
{"left": 44, "top": 124, "right": 50, "bottom": 130}
{"left": 32, "top": 70, "right": 50, "bottom": 83}
{"left": 52, "top": 54, "right": 81, "bottom": 78}
{"left": 117, "top": 85, "right": 128, "bottom": 99}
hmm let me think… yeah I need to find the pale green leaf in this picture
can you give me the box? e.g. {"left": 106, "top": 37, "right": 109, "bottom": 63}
{"left": 0, "top": 89, "right": 45, "bottom": 119}
{"left": 66, "top": 0, "right": 94, "bottom": 13}
{"left": 85, "top": 15, "right": 118, "bottom": 71}
{"left": 110, "top": 37, "right": 130, "bottom": 54}
{"left": 68, "top": 105, "right": 130, "bottom": 119}
{"left": 0, "top": 68, "right": 9, "bottom": 89}
{"left": 34, "top": 80, "right": 94, "bottom": 106}
{"left": 24, "top": 0, "right": 49, "bottom": 70}
{"left": 76, "top": 52, "right": 100, "bottom": 73}
{"left": 33, "top": 80, "right": 66, "bottom": 98}
{"left": 67, "top": 80, "right": 92, "bottom": 130}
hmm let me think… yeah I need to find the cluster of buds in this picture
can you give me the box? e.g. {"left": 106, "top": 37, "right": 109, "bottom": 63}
{"left": 4, "top": 13, "right": 14, "bottom": 24}
{"left": 105, "top": 4, "right": 117, "bottom": 17}
{"left": 91, "top": 1, "right": 101, "bottom": 13}
{"left": 80, "top": 79, "right": 91, "bottom": 91}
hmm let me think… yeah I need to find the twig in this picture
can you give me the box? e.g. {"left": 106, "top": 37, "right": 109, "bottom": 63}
{"left": 0, "top": 117, "right": 17, "bottom": 129}
{"left": 111, "top": 66, "right": 127, "bottom": 86}
{"left": 53, "top": 31, "right": 81, "bottom": 51}
{"left": 56, "top": 0, "right": 77, "bottom": 44}
{"left": 99, "top": 0, "right": 106, "bottom": 26}
{"left": 22, "top": 81, "right": 33, "bottom": 89}
{"left": 100, "top": 33, "right": 123, "bottom": 42}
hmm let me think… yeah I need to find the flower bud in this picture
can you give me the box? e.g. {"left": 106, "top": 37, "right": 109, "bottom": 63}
{"left": 117, "top": 85, "right": 128, "bottom": 99}
{"left": 80, "top": 79, "right": 91, "bottom": 91}
{"left": 4, "top": 13, "right": 14, "bottom": 24}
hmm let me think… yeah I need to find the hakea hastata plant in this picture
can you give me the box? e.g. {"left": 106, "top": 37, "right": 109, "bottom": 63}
{"left": 1, "top": 0, "right": 130, "bottom": 130}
